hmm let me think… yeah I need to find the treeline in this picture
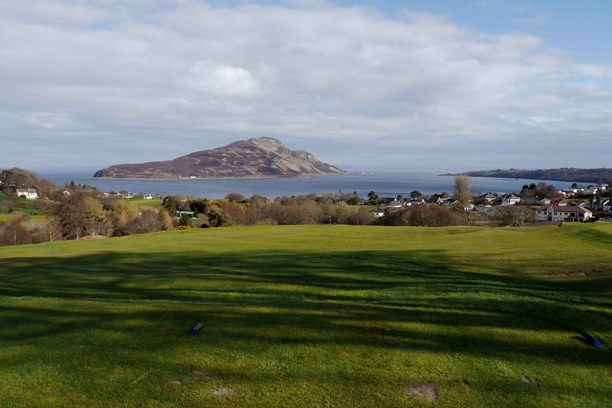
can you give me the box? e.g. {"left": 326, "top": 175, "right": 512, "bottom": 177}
{"left": 0, "top": 168, "right": 539, "bottom": 247}
{"left": 160, "top": 192, "right": 378, "bottom": 227}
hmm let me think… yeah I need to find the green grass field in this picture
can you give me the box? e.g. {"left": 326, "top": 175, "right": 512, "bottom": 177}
{"left": 127, "top": 197, "right": 163, "bottom": 209}
{"left": 0, "top": 224, "right": 610, "bottom": 407}
{"left": 0, "top": 213, "right": 46, "bottom": 224}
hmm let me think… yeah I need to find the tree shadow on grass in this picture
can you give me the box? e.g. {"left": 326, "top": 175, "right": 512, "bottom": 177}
{"left": 0, "top": 249, "right": 610, "bottom": 405}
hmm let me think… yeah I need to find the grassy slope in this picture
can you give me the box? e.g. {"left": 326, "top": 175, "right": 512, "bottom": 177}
{"left": 0, "top": 224, "right": 610, "bottom": 407}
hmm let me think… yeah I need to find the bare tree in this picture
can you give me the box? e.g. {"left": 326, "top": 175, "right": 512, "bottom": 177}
{"left": 454, "top": 175, "right": 471, "bottom": 206}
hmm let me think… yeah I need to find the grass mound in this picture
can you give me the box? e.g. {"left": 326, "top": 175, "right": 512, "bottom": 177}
{"left": 0, "top": 224, "right": 610, "bottom": 407}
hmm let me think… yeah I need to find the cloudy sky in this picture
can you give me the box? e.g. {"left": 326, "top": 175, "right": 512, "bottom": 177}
{"left": 1, "top": 0, "right": 611, "bottom": 173}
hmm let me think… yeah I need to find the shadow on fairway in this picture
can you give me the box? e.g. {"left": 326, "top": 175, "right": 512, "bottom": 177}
{"left": 0, "top": 249, "right": 610, "bottom": 404}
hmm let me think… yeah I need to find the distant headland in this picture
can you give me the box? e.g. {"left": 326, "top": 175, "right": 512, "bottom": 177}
{"left": 442, "top": 168, "right": 612, "bottom": 184}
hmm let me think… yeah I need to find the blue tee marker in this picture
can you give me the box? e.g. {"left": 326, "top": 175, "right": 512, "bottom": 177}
{"left": 189, "top": 323, "right": 204, "bottom": 336}
{"left": 582, "top": 331, "right": 602, "bottom": 348}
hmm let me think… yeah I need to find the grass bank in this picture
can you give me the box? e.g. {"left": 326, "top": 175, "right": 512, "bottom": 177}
{"left": 0, "top": 224, "right": 610, "bottom": 407}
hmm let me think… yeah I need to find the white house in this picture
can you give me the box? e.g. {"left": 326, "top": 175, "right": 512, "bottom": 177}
{"left": 16, "top": 188, "right": 38, "bottom": 199}
{"left": 372, "top": 209, "right": 385, "bottom": 218}
{"left": 501, "top": 194, "right": 521, "bottom": 206}
{"left": 387, "top": 199, "right": 404, "bottom": 208}
{"left": 536, "top": 204, "right": 593, "bottom": 222}
{"left": 482, "top": 192, "right": 497, "bottom": 203}
{"left": 536, "top": 198, "right": 551, "bottom": 206}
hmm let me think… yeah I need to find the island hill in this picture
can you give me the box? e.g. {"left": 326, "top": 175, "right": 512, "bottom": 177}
{"left": 93, "top": 137, "right": 350, "bottom": 179}
{"left": 445, "top": 168, "right": 612, "bottom": 184}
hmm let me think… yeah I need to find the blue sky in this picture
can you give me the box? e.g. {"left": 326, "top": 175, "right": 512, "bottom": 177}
{"left": 396, "top": 0, "right": 612, "bottom": 63}
{"left": 1, "top": 0, "right": 611, "bottom": 172}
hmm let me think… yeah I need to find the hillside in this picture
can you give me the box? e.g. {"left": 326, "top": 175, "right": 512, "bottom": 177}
{"left": 93, "top": 137, "right": 349, "bottom": 179}
{"left": 0, "top": 224, "right": 611, "bottom": 407}
{"left": 446, "top": 168, "right": 612, "bottom": 184}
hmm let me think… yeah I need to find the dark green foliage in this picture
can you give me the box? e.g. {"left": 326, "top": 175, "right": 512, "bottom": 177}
{"left": 207, "top": 209, "right": 227, "bottom": 227}
{"left": 178, "top": 214, "right": 193, "bottom": 228}
{"left": 189, "top": 199, "right": 208, "bottom": 215}
{"left": 161, "top": 195, "right": 179, "bottom": 214}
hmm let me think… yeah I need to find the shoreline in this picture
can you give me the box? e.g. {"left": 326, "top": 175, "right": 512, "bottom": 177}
{"left": 88, "top": 172, "right": 357, "bottom": 181}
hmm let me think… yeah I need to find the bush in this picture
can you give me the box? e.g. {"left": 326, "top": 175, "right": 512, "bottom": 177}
{"left": 384, "top": 204, "right": 452, "bottom": 227}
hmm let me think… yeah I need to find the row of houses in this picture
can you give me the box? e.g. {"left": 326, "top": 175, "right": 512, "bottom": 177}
{"left": 562, "top": 184, "right": 609, "bottom": 196}
{"left": 12, "top": 188, "right": 157, "bottom": 201}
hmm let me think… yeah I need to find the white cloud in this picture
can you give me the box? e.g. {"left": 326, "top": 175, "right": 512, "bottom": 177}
{"left": 0, "top": 0, "right": 610, "bottom": 171}
{"left": 183, "top": 61, "right": 259, "bottom": 96}
{"left": 574, "top": 64, "right": 612, "bottom": 78}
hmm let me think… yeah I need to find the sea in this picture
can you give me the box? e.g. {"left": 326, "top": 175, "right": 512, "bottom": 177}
{"left": 40, "top": 172, "right": 587, "bottom": 200}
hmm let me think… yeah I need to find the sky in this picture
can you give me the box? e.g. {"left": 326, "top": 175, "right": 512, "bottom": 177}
{"left": 1, "top": 0, "right": 611, "bottom": 173}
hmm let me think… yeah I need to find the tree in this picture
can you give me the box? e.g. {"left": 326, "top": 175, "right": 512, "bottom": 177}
{"left": 207, "top": 209, "right": 227, "bottom": 227}
{"left": 44, "top": 218, "right": 62, "bottom": 242}
{"left": 48, "top": 194, "right": 88, "bottom": 240}
{"left": 189, "top": 200, "right": 208, "bottom": 215}
{"left": 0, "top": 214, "right": 32, "bottom": 246}
{"left": 367, "top": 191, "right": 379, "bottom": 205}
{"left": 157, "top": 209, "right": 173, "bottom": 231}
{"left": 494, "top": 206, "right": 535, "bottom": 227}
{"left": 346, "top": 192, "right": 360, "bottom": 205}
{"left": 82, "top": 196, "right": 108, "bottom": 237}
{"left": 162, "top": 196, "right": 179, "bottom": 215}
{"left": 410, "top": 191, "right": 422, "bottom": 200}
{"left": 225, "top": 192, "right": 246, "bottom": 203}
{"left": 107, "top": 199, "right": 139, "bottom": 236}
{"left": 454, "top": 175, "right": 471, "bottom": 206}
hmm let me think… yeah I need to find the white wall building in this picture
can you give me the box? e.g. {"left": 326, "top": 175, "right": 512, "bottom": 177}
{"left": 501, "top": 194, "right": 521, "bottom": 206}
{"left": 16, "top": 188, "right": 38, "bottom": 199}
{"left": 536, "top": 204, "right": 593, "bottom": 222}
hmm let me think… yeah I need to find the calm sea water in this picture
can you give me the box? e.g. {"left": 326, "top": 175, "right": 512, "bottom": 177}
{"left": 41, "top": 172, "right": 584, "bottom": 199}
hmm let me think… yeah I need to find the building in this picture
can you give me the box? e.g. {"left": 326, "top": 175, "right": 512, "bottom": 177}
{"left": 501, "top": 194, "right": 521, "bottom": 206}
{"left": 482, "top": 192, "right": 497, "bottom": 203}
{"left": 536, "top": 204, "right": 593, "bottom": 222}
{"left": 372, "top": 209, "right": 385, "bottom": 218}
{"left": 16, "top": 188, "right": 38, "bottom": 199}
{"left": 387, "top": 199, "right": 403, "bottom": 208}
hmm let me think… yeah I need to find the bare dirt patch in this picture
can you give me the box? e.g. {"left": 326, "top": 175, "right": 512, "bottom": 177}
{"left": 407, "top": 384, "right": 441, "bottom": 401}
{"left": 167, "top": 380, "right": 182, "bottom": 386}
{"left": 566, "top": 268, "right": 604, "bottom": 276}
{"left": 192, "top": 369, "right": 211, "bottom": 378}
{"left": 210, "top": 387, "right": 235, "bottom": 397}
{"left": 522, "top": 375, "right": 540, "bottom": 387}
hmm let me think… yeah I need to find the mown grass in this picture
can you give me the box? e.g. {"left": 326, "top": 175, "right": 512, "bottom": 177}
{"left": 0, "top": 223, "right": 610, "bottom": 407}
{"left": 0, "top": 213, "right": 46, "bottom": 224}
{"left": 127, "top": 197, "right": 162, "bottom": 209}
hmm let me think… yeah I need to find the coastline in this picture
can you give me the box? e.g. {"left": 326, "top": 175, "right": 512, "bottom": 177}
{"left": 88, "top": 172, "right": 357, "bottom": 181}
{"left": 439, "top": 168, "right": 612, "bottom": 184}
